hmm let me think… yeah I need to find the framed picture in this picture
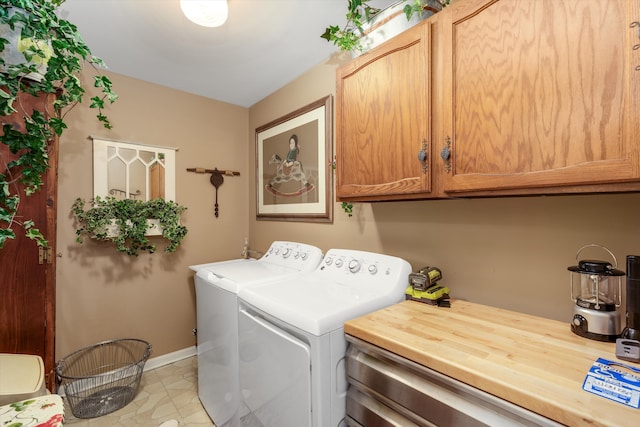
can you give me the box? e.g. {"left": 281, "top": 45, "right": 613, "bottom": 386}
{"left": 256, "top": 95, "right": 333, "bottom": 222}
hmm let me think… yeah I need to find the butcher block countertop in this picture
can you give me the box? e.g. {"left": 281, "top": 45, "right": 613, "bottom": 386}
{"left": 343, "top": 300, "right": 640, "bottom": 427}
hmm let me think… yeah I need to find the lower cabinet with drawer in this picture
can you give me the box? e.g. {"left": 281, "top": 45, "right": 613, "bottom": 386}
{"left": 345, "top": 335, "right": 562, "bottom": 427}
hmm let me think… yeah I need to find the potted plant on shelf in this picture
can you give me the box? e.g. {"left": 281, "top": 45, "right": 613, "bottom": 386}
{"left": 71, "top": 197, "right": 188, "bottom": 256}
{"left": 0, "top": 0, "right": 118, "bottom": 249}
{"left": 321, "top": 0, "right": 450, "bottom": 55}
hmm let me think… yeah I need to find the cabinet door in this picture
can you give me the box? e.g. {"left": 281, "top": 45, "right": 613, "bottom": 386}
{"left": 336, "top": 21, "right": 432, "bottom": 201}
{"left": 440, "top": 0, "right": 640, "bottom": 194}
{"left": 0, "top": 91, "right": 57, "bottom": 389}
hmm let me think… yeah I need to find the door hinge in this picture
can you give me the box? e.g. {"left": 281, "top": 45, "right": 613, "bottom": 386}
{"left": 38, "top": 247, "right": 53, "bottom": 264}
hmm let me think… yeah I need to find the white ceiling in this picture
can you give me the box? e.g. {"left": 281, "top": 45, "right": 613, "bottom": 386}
{"left": 57, "top": 0, "right": 384, "bottom": 108}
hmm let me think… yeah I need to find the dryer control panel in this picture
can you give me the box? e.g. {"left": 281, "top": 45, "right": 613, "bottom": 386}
{"left": 320, "top": 249, "right": 411, "bottom": 288}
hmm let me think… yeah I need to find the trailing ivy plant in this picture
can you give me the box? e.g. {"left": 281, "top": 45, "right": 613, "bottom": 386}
{"left": 331, "top": 159, "right": 355, "bottom": 218}
{"left": 72, "top": 197, "right": 188, "bottom": 256}
{"left": 321, "top": 0, "right": 450, "bottom": 53}
{"left": 0, "top": 0, "right": 118, "bottom": 249}
{"left": 341, "top": 202, "right": 354, "bottom": 218}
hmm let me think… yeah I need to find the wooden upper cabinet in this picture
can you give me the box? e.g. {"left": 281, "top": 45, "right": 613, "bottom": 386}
{"left": 336, "top": 20, "right": 433, "bottom": 201}
{"left": 439, "top": 0, "right": 640, "bottom": 195}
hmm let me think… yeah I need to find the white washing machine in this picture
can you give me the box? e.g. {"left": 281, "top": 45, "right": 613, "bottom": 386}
{"left": 237, "top": 249, "right": 411, "bottom": 427}
{"left": 190, "top": 241, "right": 323, "bottom": 427}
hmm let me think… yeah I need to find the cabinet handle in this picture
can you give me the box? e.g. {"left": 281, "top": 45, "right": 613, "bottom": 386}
{"left": 632, "top": 21, "right": 640, "bottom": 71}
{"left": 440, "top": 136, "right": 451, "bottom": 173}
{"left": 417, "top": 139, "right": 428, "bottom": 174}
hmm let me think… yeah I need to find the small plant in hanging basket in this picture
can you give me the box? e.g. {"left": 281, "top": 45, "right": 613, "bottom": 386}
{"left": 0, "top": 0, "right": 118, "bottom": 249}
{"left": 71, "top": 197, "right": 188, "bottom": 256}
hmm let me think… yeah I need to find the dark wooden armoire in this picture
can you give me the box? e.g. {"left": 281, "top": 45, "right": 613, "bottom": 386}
{"left": 0, "top": 90, "right": 58, "bottom": 390}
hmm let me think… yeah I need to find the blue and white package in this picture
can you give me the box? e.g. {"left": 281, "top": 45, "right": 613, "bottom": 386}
{"left": 582, "top": 358, "right": 640, "bottom": 408}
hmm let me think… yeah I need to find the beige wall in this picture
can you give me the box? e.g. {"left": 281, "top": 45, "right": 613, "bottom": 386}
{"left": 56, "top": 71, "right": 249, "bottom": 360}
{"left": 56, "top": 54, "right": 640, "bottom": 361}
{"left": 250, "top": 55, "right": 640, "bottom": 324}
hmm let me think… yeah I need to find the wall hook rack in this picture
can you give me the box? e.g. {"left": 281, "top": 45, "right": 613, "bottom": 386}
{"left": 186, "top": 167, "right": 240, "bottom": 218}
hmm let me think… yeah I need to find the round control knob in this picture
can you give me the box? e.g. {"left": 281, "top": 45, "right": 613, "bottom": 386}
{"left": 335, "top": 259, "right": 344, "bottom": 268}
{"left": 368, "top": 264, "right": 378, "bottom": 275}
{"left": 274, "top": 248, "right": 280, "bottom": 255}
{"left": 293, "top": 251, "right": 300, "bottom": 259}
{"left": 282, "top": 248, "right": 291, "bottom": 258}
{"left": 348, "top": 259, "right": 361, "bottom": 273}
{"left": 325, "top": 257, "right": 333, "bottom": 266}
{"left": 301, "top": 252, "right": 308, "bottom": 260}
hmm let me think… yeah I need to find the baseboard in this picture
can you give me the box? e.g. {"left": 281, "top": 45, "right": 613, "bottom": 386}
{"left": 144, "top": 346, "right": 197, "bottom": 372}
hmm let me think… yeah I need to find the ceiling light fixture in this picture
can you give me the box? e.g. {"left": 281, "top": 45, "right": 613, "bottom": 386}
{"left": 180, "top": 0, "right": 229, "bottom": 28}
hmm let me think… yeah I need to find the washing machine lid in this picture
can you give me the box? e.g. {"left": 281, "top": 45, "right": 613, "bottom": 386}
{"left": 195, "top": 259, "right": 302, "bottom": 294}
{"left": 190, "top": 257, "right": 257, "bottom": 272}
{"left": 238, "top": 275, "right": 406, "bottom": 336}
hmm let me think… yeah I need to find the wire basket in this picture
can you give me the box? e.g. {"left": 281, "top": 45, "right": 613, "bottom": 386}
{"left": 55, "top": 338, "right": 152, "bottom": 419}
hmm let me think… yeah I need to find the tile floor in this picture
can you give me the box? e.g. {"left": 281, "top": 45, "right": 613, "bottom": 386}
{"left": 62, "top": 356, "right": 215, "bottom": 427}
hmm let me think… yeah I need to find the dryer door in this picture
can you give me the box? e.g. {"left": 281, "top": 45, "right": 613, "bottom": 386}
{"left": 239, "top": 307, "right": 312, "bottom": 427}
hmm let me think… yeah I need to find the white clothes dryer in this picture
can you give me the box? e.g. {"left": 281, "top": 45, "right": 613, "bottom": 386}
{"left": 237, "top": 249, "right": 411, "bottom": 427}
{"left": 190, "top": 241, "right": 323, "bottom": 427}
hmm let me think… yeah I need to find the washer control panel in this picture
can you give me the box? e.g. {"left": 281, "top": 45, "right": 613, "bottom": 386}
{"left": 260, "top": 241, "right": 323, "bottom": 272}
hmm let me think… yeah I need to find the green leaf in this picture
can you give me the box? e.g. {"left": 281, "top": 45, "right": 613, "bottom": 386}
{"left": 0, "top": 228, "right": 16, "bottom": 249}
{"left": 93, "top": 74, "right": 112, "bottom": 89}
{"left": 0, "top": 207, "right": 13, "bottom": 223}
{"left": 24, "top": 223, "right": 46, "bottom": 247}
{"left": 49, "top": 117, "right": 67, "bottom": 136}
{"left": 320, "top": 26, "right": 338, "bottom": 42}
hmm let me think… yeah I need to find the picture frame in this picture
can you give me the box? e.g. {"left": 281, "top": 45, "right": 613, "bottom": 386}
{"left": 256, "top": 95, "right": 333, "bottom": 222}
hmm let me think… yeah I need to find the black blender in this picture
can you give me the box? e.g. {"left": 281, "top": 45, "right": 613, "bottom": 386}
{"left": 616, "top": 255, "right": 640, "bottom": 362}
{"left": 568, "top": 244, "right": 624, "bottom": 342}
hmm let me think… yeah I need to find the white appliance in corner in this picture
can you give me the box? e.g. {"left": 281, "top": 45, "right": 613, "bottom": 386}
{"left": 189, "top": 241, "right": 323, "bottom": 427}
{"left": 237, "top": 249, "right": 411, "bottom": 427}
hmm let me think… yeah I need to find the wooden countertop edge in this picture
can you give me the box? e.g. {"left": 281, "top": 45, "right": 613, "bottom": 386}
{"left": 344, "top": 300, "right": 640, "bottom": 427}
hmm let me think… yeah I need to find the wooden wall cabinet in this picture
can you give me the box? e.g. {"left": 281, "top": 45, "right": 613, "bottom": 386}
{"left": 439, "top": 0, "right": 640, "bottom": 196}
{"left": 336, "top": 21, "right": 435, "bottom": 201}
{"left": 335, "top": 0, "right": 640, "bottom": 200}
